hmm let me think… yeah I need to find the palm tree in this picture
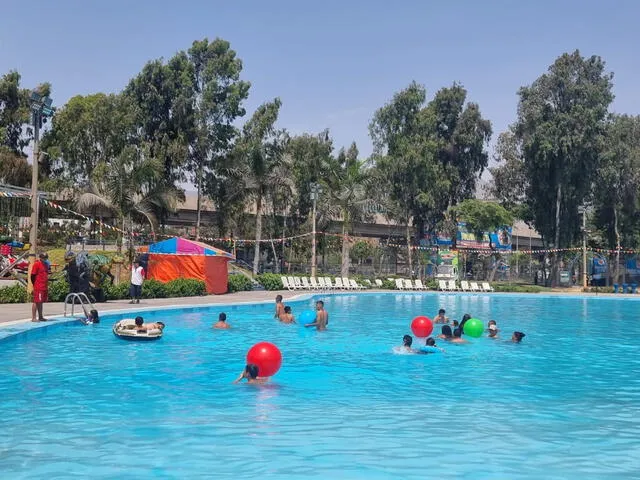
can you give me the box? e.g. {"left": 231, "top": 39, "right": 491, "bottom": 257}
{"left": 235, "top": 99, "right": 288, "bottom": 275}
{"left": 324, "top": 143, "right": 372, "bottom": 277}
{"left": 77, "top": 145, "right": 179, "bottom": 254}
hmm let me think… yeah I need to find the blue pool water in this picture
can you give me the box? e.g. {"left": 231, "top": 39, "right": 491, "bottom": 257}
{"left": 1, "top": 293, "right": 640, "bottom": 479}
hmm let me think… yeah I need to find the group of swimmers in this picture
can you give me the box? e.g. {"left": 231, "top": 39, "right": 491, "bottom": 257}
{"left": 274, "top": 295, "right": 329, "bottom": 331}
{"left": 399, "top": 308, "right": 526, "bottom": 353}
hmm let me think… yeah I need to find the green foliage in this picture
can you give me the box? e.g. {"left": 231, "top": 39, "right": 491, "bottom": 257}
{"left": 164, "top": 278, "right": 207, "bottom": 297}
{"left": 425, "top": 278, "right": 438, "bottom": 290}
{"left": 141, "top": 279, "right": 167, "bottom": 299}
{"left": 0, "top": 283, "right": 28, "bottom": 303}
{"left": 492, "top": 284, "right": 548, "bottom": 293}
{"left": 379, "top": 279, "right": 397, "bottom": 290}
{"left": 0, "top": 70, "right": 33, "bottom": 155}
{"left": 227, "top": 274, "right": 253, "bottom": 293}
{"left": 453, "top": 199, "right": 513, "bottom": 240}
{"left": 256, "top": 273, "right": 283, "bottom": 291}
{"left": 48, "top": 279, "right": 70, "bottom": 302}
{"left": 104, "top": 282, "right": 130, "bottom": 300}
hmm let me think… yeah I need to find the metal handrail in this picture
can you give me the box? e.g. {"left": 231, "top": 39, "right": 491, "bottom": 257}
{"left": 63, "top": 292, "right": 95, "bottom": 317}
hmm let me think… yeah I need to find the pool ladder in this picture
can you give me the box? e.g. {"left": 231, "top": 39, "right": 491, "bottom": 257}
{"left": 63, "top": 293, "right": 96, "bottom": 317}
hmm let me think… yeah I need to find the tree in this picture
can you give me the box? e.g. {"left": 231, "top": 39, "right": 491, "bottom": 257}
{"left": 42, "top": 93, "right": 135, "bottom": 184}
{"left": 234, "top": 98, "right": 288, "bottom": 274}
{"left": 594, "top": 114, "right": 640, "bottom": 282}
{"left": 187, "top": 38, "right": 250, "bottom": 240}
{"left": 324, "top": 143, "right": 372, "bottom": 276}
{"left": 77, "top": 145, "right": 180, "bottom": 254}
{"left": 515, "top": 50, "right": 614, "bottom": 285}
{"left": 453, "top": 199, "right": 513, "bottom": 281}
{"left": 0, "top": 71, "right": 31, "bottom": 155}
{"left": 0, "top": 147, "right": 31, "bottom": 186}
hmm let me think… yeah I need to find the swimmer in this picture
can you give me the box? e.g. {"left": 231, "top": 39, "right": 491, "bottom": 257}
{"left": 79, "top": 308, "right": 100, "bottom": 325}
{"left": 304, "top": 300, "right": 328, "bottom": 330}
{"left": 233, "top": 363, "right": 268, "bottom": 384}
{"left": 450, "top": 327, "right": 469, "bottom": 344}
{"left": 459, "top": 313, "right": 471, "bottom": 331}
{"left": 213, "top": 312, "right": 231, "bottom": 329}
{"left": 434, "top": 308, "right": 450, "bottom": 324}
{"left": 425, "top": 336, "right": 445, "bottom": 353}
{"left": 437, "top": 325, "right": 453, "bottom": 340}
{"left": 399, "top": 334, "right": 414, "bottom": 353}
{"left": 274, "top": 295, "right": 284, "bottom": 319}
{"left": 134, "top": 316, "right": 165, "bottom": 331}
{"left": 452, "top": 320, "right": 459, "bottom": 328}
{"left": 488, "top": 324, "right": 498, "bottom": 338}
{"left": 280, "top": 305, "right": 295, "bottom": 324}
{"left": 511, "top": 331, "right": 526, "bottom": 343}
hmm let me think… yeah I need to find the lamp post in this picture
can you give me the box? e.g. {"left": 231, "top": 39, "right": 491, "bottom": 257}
{"left": 579, "top": 206, "right": 587, "bottom": 288}
{"left": 28, "top": 91, "right": 54, "bottom": 255}
{"left": 310, "top": 183, "right": 322, "bottom": 278}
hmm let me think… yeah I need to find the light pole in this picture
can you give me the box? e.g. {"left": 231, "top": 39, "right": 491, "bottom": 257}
{"left": 579, "top": 206, "right": 587, "bottom": 288}
{"left": 28, "top": 90, "right": 54, "bottom": 255}
{"left": 310, "top": 183, "right": 322, "bottom": 278}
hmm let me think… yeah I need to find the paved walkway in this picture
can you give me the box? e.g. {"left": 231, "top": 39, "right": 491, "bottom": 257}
{"left": 0, "top": 290, "right": 301, "bottom": 326}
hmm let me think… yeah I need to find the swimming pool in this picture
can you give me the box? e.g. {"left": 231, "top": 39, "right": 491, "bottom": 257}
{"left": 1, "top": 293, "right": 639, "bottom": 479}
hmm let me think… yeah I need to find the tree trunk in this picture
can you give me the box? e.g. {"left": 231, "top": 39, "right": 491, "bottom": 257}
{"left": 488, "top": 254, "right": 499, "bottom": 282}
{"left": 341, "top": 220, "right": 350, "bottom": 277}
{"left": 406, "top": 222, "right": 413, "bottom": 278}
{"left": 195, "top": 161, "right": 204, "bottom": 241}
{"left": 552, "top": 183, "right": 562, "bottom": 286}
{"left": 614, "top": 207, "right": 620, "bottom": 284}
{"left": 253, "top": 194, "right": 263, "bottom": 275}
{"left": 270, "top": 240, "right": 279, "bottom": 274}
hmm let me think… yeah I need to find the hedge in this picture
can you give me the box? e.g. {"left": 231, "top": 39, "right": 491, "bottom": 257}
{"left": 228, "top": 274, "right": 253, "bottom": 293}
{"left": 257, "top": 273, "right": 283, "bottom": 291}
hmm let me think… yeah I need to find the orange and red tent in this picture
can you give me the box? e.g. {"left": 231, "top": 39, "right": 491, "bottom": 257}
{"left": 145, "top": 237, "right": 235, "bottom": 294}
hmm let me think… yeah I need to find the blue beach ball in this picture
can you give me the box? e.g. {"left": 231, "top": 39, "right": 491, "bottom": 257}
{"left": 298, "top": 310, "right": 316, "bottom": 325}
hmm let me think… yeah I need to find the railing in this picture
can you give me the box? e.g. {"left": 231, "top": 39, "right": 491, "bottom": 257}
{"left": 63, "top": 292, "right": 96, "bottom": 317}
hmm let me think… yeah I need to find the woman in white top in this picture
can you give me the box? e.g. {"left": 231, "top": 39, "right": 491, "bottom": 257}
{"left": 129, "top": 260, "right": 145, "bottom": 304}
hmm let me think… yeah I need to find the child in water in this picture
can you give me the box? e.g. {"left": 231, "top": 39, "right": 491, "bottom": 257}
{"left": 213, "top": 312, "right": 231, "bottom": 329}
{"left": 438, "top": 325, "right": 453, "bottom": 340}
{"left": 280, "top": 306, "right": 295, "bottom": 324}
{"left": 233, "top": 363, "right": 268, "bottom": 384}
{"left": 79, "top": 308, "right": 100, "bottom": 325}
{"left": 511, "top": 331, "right": 526, "bottom": 343}
{"left": 488, "top": 320, "right": 498, "bottom": 338}
{"left": 450, "top": 327, "right": 469, "bottom": 344}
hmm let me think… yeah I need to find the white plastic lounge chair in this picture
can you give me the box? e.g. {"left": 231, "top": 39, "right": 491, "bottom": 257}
{"left": 310, "top": 277, "right": 320, "bottom": 290}
{"left": 460, "top": 280, "right": 470, "bottom": 292}
{"left": 287, "top": 276, "right": 299, "bottom": 290}
{"left": 414, "top": 279, "right": 427, "bottom": 290}
{"left": 470, "top": 282, "right": 481, "bottom": 292}
{"left": 293, "top": 277, "right": 304, "bottom": 289}
{"left": 395, "top": 278, "right": 405, "bottom": 290}
{"left": 438, "top": 280, "right": 448, "bottom": 291}
{"left": 350, "top": 279, "right": 365, "bottom": 290}
{"left": 342, "top": 277, "right": 354, "bottom": 290}
{"left": 317, "top": 277, "right": 328, "bottom": 289}
{"left": 448, "top": 280, "right": 459, "bottom": 291}
{"left": 334, "top": 277, "right": 346, "bottom": 290}
{"left": 404, "top": 279, "right": 416, "bottom": 290}
{"left": 482, "top": 282, "right": 495, "bottom": 292}
{"left": 375, "top": 279, "right": 383, "bottom": 287}
{"left": 324, "top": 277, "right": 336, "bottom": 290}
{"left": 301, "top": 277, "right": 312, "bottom": 290}
{"left": 281, "top": 276, "right": 295, "bottom": 291}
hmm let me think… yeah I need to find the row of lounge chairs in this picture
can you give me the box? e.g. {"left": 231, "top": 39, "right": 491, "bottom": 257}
{"left": 438, "top": 280, "right": 495, "bottom": 292}
{"left": 281, "top": 276, "right": 368, "bottom": 291}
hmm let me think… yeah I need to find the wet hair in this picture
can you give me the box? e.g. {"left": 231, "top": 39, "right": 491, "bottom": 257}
{"left": 453, "top": 327, "right": 463, "bottom": 338}
{"left": 284, "top": 306, "right": 291, "bottom": 314}
{"left": 245, "top": 363, "right": 259, "bottom": 379}
{"left": 460, "top": 314, "right": 471, "bottom": 329}
{"left": 89, "top": 309, "right": 99, "bottom": 323}
{"left": 438, "top": 309, "right": 445, "bottom": 315}
{"left": 275, "top": 295, "right": 283, "bottom": 302}
{"left": 403, "top": 334, "right": 413, "bottom": 347}
{"left": 426, "top": 337, "right": 436, "bottom": 346}
{"left": 157, "top": 322, "right": 165, "bottom": 328}
{"left": 441, "top": 325, "right": 453, "bottom": 337}
{"left": 134, "top": 316, "right": 144, "bottom": 326}
{"left": 219, "top": 312, "right": 227, "bottom": 322}
{"left": 513, "top": 331, "right": 526, "bottom": 342}
{"left": 316, "top": 300, "right": 324, "bottom": 307}
{"left": 452, "top": 320, "right": 459, "bottom": 327}
{"left": 488, "top": 320, "right": 497, "bottom": 327}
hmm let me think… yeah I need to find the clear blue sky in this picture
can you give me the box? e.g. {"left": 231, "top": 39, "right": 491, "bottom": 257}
{"left": 2, "top": 0, "right": 639, "bottom": 159}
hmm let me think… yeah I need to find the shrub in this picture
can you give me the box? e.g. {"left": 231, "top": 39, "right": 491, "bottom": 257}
{"left": 49, "top": 279, "right": 70, "bottom": 302}
{"left": 380, "top": 279, "right": 397, "bottom": 290}
{"left": 425, "top": 279, "right": 438, "bottom": 290}
{"left": 164, "top": 278, "right": 207, "bottom": 297}
{"left": 142, "top": 279, "right": 168, "bottom": 299}
{"left": 257, "top": 273, "right": 283, "bottom": 291}
{"left": 228, "top": 274, "right": 253, "bottom": 293}
{"left": 0, "top": 284, "right": 28, "bottom": 303}
{"left": 104, "top": 281, "right": 130, "bottom": 300}
{"left": 493, "top": 284, "right": 548, "bottom": 293}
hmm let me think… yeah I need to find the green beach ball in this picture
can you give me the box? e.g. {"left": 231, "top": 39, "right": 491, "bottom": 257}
{"left": 463, "top": 317, "right": 484, "bottom": 338}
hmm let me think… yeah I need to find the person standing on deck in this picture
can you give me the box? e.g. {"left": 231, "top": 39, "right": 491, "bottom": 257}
{"left": 30, "top": 253, "right": 49, "bottom": 322}
{"left": 129, "top": 259, "right": 145, "bottom": 304}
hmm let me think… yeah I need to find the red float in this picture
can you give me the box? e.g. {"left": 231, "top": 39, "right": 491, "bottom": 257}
{"left": 246, "top": 342, "right": 283, "bottom": 377}
{"left": 411, "top": 316, "right": 433, "bottom": 337}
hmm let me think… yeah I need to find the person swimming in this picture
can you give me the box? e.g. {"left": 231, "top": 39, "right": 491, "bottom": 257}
{"left": 459, "top": 313, "right": 471, "bottom": 332}
{"left": 399, "top": 334, "right": 414, "bottom": 352}
{"left": 213, "top": 312, "right": 231, "bottom": 329}
{"left": 304, "top": 300, "right": 328, "bottom": 330}
{"left": 424, "top": 336, "right": 445, "bottom": 353}
{"left": 487, "top": 320, "right": 498, "bottom": 338}
{"left": 274, "top": 295, "right": 284, "bottom": 319}
{"left": 511, "top": 331, "right": 526, "bottom": 343}
{"left": 438, "top": 325, "right": 453, "bottom": 340}
{"left": 79, "top": 308, "right": 100, "bottom": 325}
{"left": 450, "top": 327, "right": 469, "bottom": 344}
{"left": 233, "top": 363, "right": 268, "bottom": 384}
{"left": 452, "top": 320, "right": 459, "bottom": 328}
{"left": 434, "top": 309, "right": 449, "bottom": 324}
{"left": 134, "top": 316, "right": 165, "bottom": 331}
{"left": 280, "top": 306, "right": 295, "bottom": 324}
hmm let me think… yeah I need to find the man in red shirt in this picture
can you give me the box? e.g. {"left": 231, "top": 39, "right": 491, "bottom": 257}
{"left": 31, "top": 252, "right": 49, "bottom": 322}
